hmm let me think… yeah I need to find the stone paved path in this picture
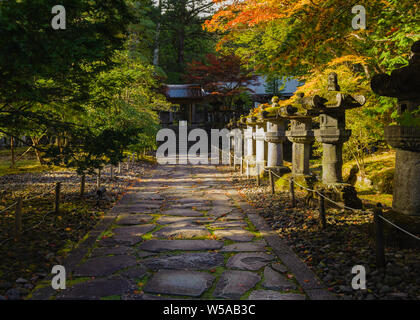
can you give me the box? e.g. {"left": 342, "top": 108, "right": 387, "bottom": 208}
{"left": 30, "top": 163, "right": 335, "bottom": 300}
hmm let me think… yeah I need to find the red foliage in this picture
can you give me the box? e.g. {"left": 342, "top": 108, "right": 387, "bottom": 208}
{"left": 185, "top": 53, "right": 258, "bottom": 97}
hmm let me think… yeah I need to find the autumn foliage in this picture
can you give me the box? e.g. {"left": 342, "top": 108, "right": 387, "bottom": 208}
{"left": 205, "top": 0, "right": 419, "bottom": 78}
{"left": 185, "top": 53, "right": 258, "bottom": 98}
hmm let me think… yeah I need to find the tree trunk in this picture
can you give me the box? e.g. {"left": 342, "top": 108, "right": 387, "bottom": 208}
{"left": 178, "top": 29, "right": 185, "bottom": 65}
{"left": 31, "top": 136, "right": 44, "bottom": 165}
{"left": 153, "top": 0, "right": 162, "bottom": 66}
{"left": 10, "top": 136, "right": 15, "bottom": 168}
{"left": 153, "top": 23, "right": 161, "bottom": 66}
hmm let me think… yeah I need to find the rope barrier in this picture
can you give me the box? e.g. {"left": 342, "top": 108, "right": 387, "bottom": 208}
{"left": 0, "top": 185, "right": 58, "bottom": 245}
{"left": 0, "top": 186, "right": 55, "bottom": 215}
{"left": 0, "top": 202, "right": 18, "bottom": 215}
{"left": 22, "top": 187, "right": 55, "bottom": 202}
{"left": 0, "top": 209, "right": 53, "bottom": 246}
{"left": 216, "top": 147, "right": 420, "bottom": 242}
{"left": 378, "top": 215, "right": 420, "bottom": 241}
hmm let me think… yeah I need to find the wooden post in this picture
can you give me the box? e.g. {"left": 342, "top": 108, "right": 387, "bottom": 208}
{"left": 80, "top": 174, "right": 85, "bottom": 197}
{"left": 96, "top": 169, "right": 101, "bottom": 189}
{"left": 374, "top": 205, "right": 386, "bottom": 269}
{"left": 269, "top": 170, "right": 275, "bottom": 195}
{"left": 55, "top": 182, "right": 61, "bottom": 214}
{"left": 246, "top": 160, "right": 250, "bottom": 178}
{"left": 290, "top": 177, "right": 296, "bottom": 208}
{"left": 318, "top": 190, "right": 326, "bottom": 229}
{"left": 14, "top": 197, "right": 23, "bottom": 240}
{"left": 110, "top": 165, "right": 114, "bottom": 180}
{"left": 118, "top": 162, "right": 122, "bottom": 174}
{"left": 240, "top": 158, "right": 244, "bottom": 175}
{"left": 256, "top": 164, "right": 260, "bottom": 187}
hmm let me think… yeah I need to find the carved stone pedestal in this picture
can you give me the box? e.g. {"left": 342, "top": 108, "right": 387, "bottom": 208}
{"left": 265, "top": 120, "right": 290, "bottom": 175}
{"left": 254, "top": 124, "right": 267, "bottom": 175}
{"left": 384, "top": 126, "right": 420, "bottom": 215}
{"left": 286, "top": 117, "right": 314, "bottom": 176}
{"left": 315, "top": 128, "right": 351, "bottom": 184}
{"left": 244, "top": 126, "right": 256, "bottom": 164}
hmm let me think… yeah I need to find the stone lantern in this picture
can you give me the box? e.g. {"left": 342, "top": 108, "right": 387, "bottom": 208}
{"left": 226, "top": 119, "right": 237, "bottom": 167}
{"left": 246, "top": 116, "right": 266, "bottom": 175}
{"left": 371, "top": 40, "right": 420, "bottom": 215}
{"left": 260, "top": 97, "right": 290, "bottom": 174}
{"left": 285, "top": 108, "right": 315, "bottom": 176}
{"left": 235, "top": 118, "right": 247, "bottom": 167}
{"left": 301, "top": 73, "right": 366, "bottom": 208}
{"left": 240, "top": 116, "right": 256, "bottom": 165}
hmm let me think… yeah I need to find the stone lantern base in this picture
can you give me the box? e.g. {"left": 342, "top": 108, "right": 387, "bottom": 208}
{"left": 315, "top": 183, "right": 363, "bottom": 210}
{"left": 392, "top": 149, "right": 420, "bottom": 215}
{"left": 384, "top": 125, "right": 420, "bottom": 216}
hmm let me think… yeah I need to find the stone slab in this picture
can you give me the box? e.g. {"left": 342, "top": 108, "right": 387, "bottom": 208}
{"left": 137, "top": 251, "right": 156, "bottom": 258}
{"left": 112, "top": 205, "right": 159, "bottom": 214}
{"left": 116, "top": 214, "right": 154, "bottom": 226}
{"left": 207, "top": 193, "right": 231, "bottom": 201}
{"left": 221, "top": 241, "right": 266, "bottom": 252}
{"left": 153, "top": 226, "right": 211, "bottom": 239}
{"left": 170, "top": 203, "right": 208, "bottom": 209}
{"left": 213, "top": 271, "right": 261, "bottom": 299}
{"left": 57, "top": 278, "right": 130, "bottom": 300}
{"left": 160, "top": 208, "right": 204, "bottom": 217}
{"left": 90, "top": 246, "right": 134, "bottom": 258}
{"left": 120, "top": 265, "right": 148, "bottom": 280}
{"left": 271, "top": 263, "right": 288, "bottom": 274}
{"left": 223, "top": 212, "right": 244, "bottom": 220}
{"left": 210, "top": 221, "right": 248, "bottom": 229}
{"left": 113, "top": 225, "right": 155, "bottom": 237}
{"left": 142, "top": 252, "right": 224, "bottom": 271}
{"left": 213, "top": 229, "right": 255, "bottom": 242}
{"left": 140, "top": 240, "right": 224, "bottom": 252}
{"left": 156, "top": 216, "right": 211, "bottom": 225}
{"left": 73, "top": 256, "right": 137, "bottom": 277}
{"left": 262, "top": 266, "right": 297, "bottom": 291}
{"left": 248, "top": 290, "right": 306, "bottom": 300}
{"left": 107, "top": 224, "right": 155, "bottom": 246}
{"left": 207, "top": 207, "right": 232, "bottom": 217}
{"left": 144, "top": 270, "right": 215, "bottom": 297}
{"left": 226, "top": 253, "right": 274, "bottom": 271}
{"left": 133, "top": 194, "right": 164, "bottom": 201}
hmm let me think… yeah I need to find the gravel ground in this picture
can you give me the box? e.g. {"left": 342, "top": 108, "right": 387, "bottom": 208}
{"left": 228, "top": 170, "right": 420, "bottom": 300}
{"left": 0, "top": 161, "right": 155, "bottom": 300}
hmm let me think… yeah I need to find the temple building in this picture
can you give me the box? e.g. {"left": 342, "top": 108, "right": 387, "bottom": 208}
{"left": 159, "top": 77, "right": 302, "bottom": 130}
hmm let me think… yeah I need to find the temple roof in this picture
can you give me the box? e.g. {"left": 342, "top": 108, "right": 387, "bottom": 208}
{"left": 163, "top": 77, "right": 302, "bottom": 104}
{"left": 164, "top": 84, "right": 205, "bottom": 101}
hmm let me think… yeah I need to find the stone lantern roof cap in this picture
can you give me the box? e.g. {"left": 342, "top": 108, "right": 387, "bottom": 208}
{"left": 296, "top": 73, "right": 366, "bottom": 116}
{"left": 371, "top": 40, "right": 420, "bottom": 100}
